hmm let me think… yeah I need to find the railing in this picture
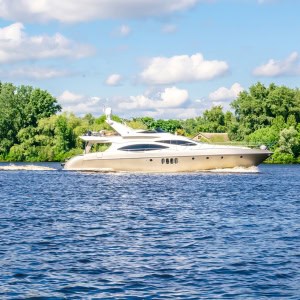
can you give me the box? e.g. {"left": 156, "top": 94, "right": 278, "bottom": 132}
{"left": 202, "top": 141, "right": 272, "bottom": 149}
{"left": 83, "top": 131, "right": 118, "bottom": 137}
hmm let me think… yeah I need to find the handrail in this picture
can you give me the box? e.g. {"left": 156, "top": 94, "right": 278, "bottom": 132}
{"left": 203, "top": 141, "right": 273, "bottom": 148}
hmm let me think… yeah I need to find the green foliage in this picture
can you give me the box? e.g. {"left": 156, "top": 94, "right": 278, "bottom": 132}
{"left": 95, "top": 114, "right": 106, "bottom": 124}
{"left": 82, "top": 113, "right": 95, "bottom": 125}
{"left": 246, "top": 126, "right": 279, "bottom": 149}
{"left": 7, "top": 144, "right": 26, "bottom": 161}
{"left": 139, "top": 117, "right": 156, "bottom": 128}
{"left": 154, "top": 119, "right": 182, "bottom": 133}
{"left": 25, "top": 88, "right": 61, "bottom": 127}
{"left": 180, "top": 106, "right": 234, "bottom": 137}
{"left": 271, "top": 151, "right": 296, "bottom": 164}
{"left": 55, "top": 115, "right": 75, "bottom": 153}
{"left": 112, "top": 114, "right": 122, "bottom": 123}
{"left": 127, "top": 119, "right": 147, "bottom": 130}
{"left": 201, "top": 106, "right": 227, "bottom": 132}
{"left": 230, "top": 82, "right": 300, "bottom": 140}
{"left": 134, "top": 117, "right": 182, "bottom": 133}
{"left": 278, "top": 127, "right": 299, "bottom": 156}
{"left": 180, "top": 118, "right": 198, "bottom": 136}
{"left": 0, "top": 82, "right": 61, "bottom": 158}
{"left": 1, "top": 81, "right": 300, "bottom": 164}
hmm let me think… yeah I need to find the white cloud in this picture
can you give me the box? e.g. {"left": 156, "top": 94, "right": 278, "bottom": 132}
{"left": 119, "top": 86, "right": 189, "bottom": 110}
{"left": 209, "top": 83, "right": 244, "bottom": 102}
{"left": 162, "top": 24, "right": 177, "bottom": 33}
{"left": 0, "top": 22, "right": 94, "bottom": 63}
{"left": 140, "top": 53, "right": 229, "bottom": 85}
{"left": 253, "top": 52, "right": 300, "bottom": 77}
{"left": 58, "top": 90, "right": 103, "bottom": 115}
{"left": 58, "top": 90, "right": 84, "bottom": 104}
{"left": 119, "top": 25, "right": 131, "bottom": 36}
{"left": 207, "top": 83, "right": 244, "bottom": 112}
{"left": 105, "top": 74, "right": 122, "bottom": 86}
{"left": 0, "top": 66, "right": 69, "bottom": 80}
{"left": 0, "top": 0, "right": 199, "bottom": 23}
{"left": 141, "top": 107, "right": 199, "bottom": 119}
{"left": 56, "top": 87, "right": 206, "bottom": 119}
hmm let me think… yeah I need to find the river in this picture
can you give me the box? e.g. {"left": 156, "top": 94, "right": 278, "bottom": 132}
{"left": 0, "top": 164, "right": 299, "bottom": 299}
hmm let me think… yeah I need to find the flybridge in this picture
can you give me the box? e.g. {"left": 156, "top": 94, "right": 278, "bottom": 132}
{"left": 79, "top": 107, "right": 163, "bottom": 150}
{"left": 105, "top": 107, "right": 135, "bottom": 137}
{"left": 102, "top": 107, "right": 164, "bottom": 138}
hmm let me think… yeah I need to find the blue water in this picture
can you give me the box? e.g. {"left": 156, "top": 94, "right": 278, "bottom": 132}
{"left": 0, "top": 164, "right": 299, "bottom": 299}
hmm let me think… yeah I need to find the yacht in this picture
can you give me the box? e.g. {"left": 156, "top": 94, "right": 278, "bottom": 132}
{"left": 64, "top": 108, "right": 272, "bottom": 172}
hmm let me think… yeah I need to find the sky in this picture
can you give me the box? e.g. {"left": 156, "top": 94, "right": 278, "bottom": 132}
{"left": 0, "top": 0, "right": 300, "bottom": 119}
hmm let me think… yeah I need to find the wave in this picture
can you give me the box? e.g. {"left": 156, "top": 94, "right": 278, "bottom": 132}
{"left": 207, "top": 166, "right": 259, "bottom": 173}
{"left": 0, "top": 164, "right": 56, "bottom": 171}
{"left": 0, "top": 164, "right": 258, "bottom": 173}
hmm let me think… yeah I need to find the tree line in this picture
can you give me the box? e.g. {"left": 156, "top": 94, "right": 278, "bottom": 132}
{"left": 0, "top": 81, "right": 300, "bottom": 163}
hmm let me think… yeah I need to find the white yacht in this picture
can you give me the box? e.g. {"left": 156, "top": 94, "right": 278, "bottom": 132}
{"left": 64, "top": 108, "right": 272, "bottom": 172}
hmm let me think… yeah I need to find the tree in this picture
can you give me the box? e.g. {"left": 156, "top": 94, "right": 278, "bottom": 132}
{"left": 138, "top": 117, "right": 156, "bottom": 129}
{"left": 231, "top": 82, "right": 270, "bottom": 137}
{"left": 181, "top": 118, "right": 199, "bottom": 136}
{"left": 278, "top": 127, "right": 299, "bottom": 155}
{"left": 82, "top": 113, "right": 95, "bottom": 125}
{"left": 0, "top": 82, "right": 61, "bottom": 158}
{"left": 201, "top": 106, "right": 227, "bottom": 132}
{"left": 231, "top": 82, "right": 300, "bottom": 140}
{"left": 0, "top": 83, "right": 19, "bottom": 153}
{"left": 246, "top": 126, "right": 279, "bottom": 149}
{"left": 154, "top": 119, "right": 182, "bottom": 133}
{"left": 54, "top": 115, "right": 75, "bottom": 155}
{"left": 271, "top": 126, "right": 300, "bottom": 163}
{"left": 25, "top": 88, "right": 61, "bottom": 127}
{"left": 127, "top": 119, "right": 147, "bottom": 130}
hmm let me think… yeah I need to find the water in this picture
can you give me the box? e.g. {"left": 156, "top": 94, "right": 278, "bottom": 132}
{"left": 0, "top": 164, "right": 299, "bottom": 299}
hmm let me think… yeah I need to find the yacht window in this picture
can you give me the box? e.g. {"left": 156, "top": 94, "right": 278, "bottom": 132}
{"left": 155, "top": 128, "right": 166, "bottom": 133}
{"left": 118, "top": 144, "right": 168, "bottom": 151}
{"left": 156, "top": 140, "right": 197, "bottom": 146}
{"left": 166, "top": 158, "right": 169, "bottom": 164}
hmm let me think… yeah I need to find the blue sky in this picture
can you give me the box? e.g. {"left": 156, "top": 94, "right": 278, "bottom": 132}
{"left": 0, "top": 0, "right": 299, "bottom": 119}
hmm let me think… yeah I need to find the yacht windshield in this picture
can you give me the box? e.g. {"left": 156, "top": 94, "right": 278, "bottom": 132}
{"left": 155, "top": 127, "right": 166, "bottom": 133}
{"left": 156, "top": 140, "right": 197, "bottom": 146}
{"left": 118, "top": 144, "right": 169, "bottom": 151}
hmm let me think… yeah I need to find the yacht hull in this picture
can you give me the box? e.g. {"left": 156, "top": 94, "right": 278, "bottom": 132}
{"left": 64, "top": 149, "right": 271, "bottom": 172}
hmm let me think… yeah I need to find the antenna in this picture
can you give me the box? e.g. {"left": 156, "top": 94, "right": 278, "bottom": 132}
{"left": 102, "top": 98, "right": 110, "bottom": 117}
{"left": 105, "top": 107, "right": 112, "bottom": 121}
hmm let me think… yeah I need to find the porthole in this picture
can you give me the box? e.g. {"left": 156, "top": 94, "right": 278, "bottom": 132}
{"left": 166, "top": 158, "right": 169, "bottom": 164}
{"left": 161, "top": 158, "right": 165, "bottom": 164}
{"left": 206, "top": 157, "right": 209, "bottom": 159}
{"left": 192, "top": 157, "right": 195, "bottom": 160}
{"left": 175, "top": 158, "right": 178, "bottom": 164}
{"left": 170, "top": 158, "right": 174, "bottom": 164}
{"left": 240, "top": 155, "right": 243, "bottom": 158}
{"left": 150, "top": 159, "right": 153, "bottom": 162}
{"left": 221, "top": 156, "right": 224, "bottom": 159}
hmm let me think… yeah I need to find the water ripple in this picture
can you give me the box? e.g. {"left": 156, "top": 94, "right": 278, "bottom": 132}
{"left": 0, "top": 164, "right": 299, "bottom": 299}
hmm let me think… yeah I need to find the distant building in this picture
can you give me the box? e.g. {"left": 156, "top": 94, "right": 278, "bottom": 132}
{"left": 192, "top": 132, "right": 229, "bottom": 143}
